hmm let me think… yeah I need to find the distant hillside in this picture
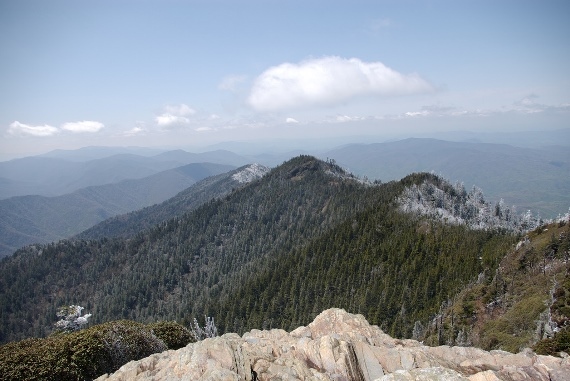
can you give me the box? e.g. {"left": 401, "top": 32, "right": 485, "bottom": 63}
{"left": 0, "top": 163, "right": 234, "bottom": 258}
{"left": 77, "top": 163, "right": 270, "bottom": 241}
{"left": 0, "top": 156, "right": 519, "bottom": 344}
{"left": 323, "top": 138, "right": 570, "bottom": 218}
{"left": 0, "top": 149, "right": 249, "bottom": 199}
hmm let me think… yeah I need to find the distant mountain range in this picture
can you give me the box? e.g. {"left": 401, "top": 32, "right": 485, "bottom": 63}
{"left": 1, "top": 138, "right": 568, "bottom": 258}
{"left": 37, "top": 146, "right": 167, "bottom": 161}
{"left": 0, "top": 148, "right": 249, "bottom": 199}
{"left": 3, "top": 138, "right": 568, "bottom": 218}
{"left": 323, "top": 138, "right": 570, "bottom": 218}
{"left": 0, "top": 162, "right": 234, "bottom": 258}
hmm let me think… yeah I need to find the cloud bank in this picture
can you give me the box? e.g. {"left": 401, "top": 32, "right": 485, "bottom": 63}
{"left": 8, "top": 120, "right": 104, "bottom": 136}
{"left": 219, "top": 75, "right": 247, "bottom": 92}
{"left": 120, "top": 126, "right": 145, "bottom": 137}
{"left": 156, "top": 104, "right": 196, "bottom": 127}
{"left": 8, "top": 121, "right": 60, "bottom": 137}
{"left": 61, "top": 120, "right": 104, "bottom": 133}
{"left": 247, "top": 56, "right": 433, "bottom": 112}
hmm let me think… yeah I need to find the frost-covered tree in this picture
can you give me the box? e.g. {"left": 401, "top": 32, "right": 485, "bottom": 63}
{"left": 189, "top": 316, "right": 218, "bottom": 341}
{"left": 455, "top": 328, "right": 471, "bottom": 347}
{"left": 54, "top": 305, "right": 92, "bottom": 332}
{"left": 398, "top": 177, "right": 543, "bottom": 233}
{"left": 412, "top": 320, "right": 425, "bottom": 341}
{"left": 556, "top": 208, "right": 570, "bottom": 224}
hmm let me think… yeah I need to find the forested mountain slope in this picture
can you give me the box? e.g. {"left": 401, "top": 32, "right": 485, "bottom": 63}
{"left": 324, "top": 138, "right": 570, "bottom": 218}
{"left": 0, "top": 156, "right": 521, "bottom": 345}
{"left": 77, "top": 163, "right": 270, "bottom": 241}
{"left": 0, "top": 162, "right": 233, "bottom": 258}
{"left": 0, "top": 156, "right": 375, "bottom": 342}
{"left": 211, "top": 190, "right": 517, "bottom": 338}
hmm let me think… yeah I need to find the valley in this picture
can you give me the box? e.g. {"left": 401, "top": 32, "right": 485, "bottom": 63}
{"left": 0, "top": 162, "right": 236, "bottom": 258}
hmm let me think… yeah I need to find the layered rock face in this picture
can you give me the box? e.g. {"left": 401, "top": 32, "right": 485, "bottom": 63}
{"left": 96, "top": 308, "right": 570, "bottom": 381}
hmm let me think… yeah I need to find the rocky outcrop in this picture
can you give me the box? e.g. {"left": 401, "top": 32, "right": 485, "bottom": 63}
{"left": 96, "top": 308, "right": 570, "bottom": 381}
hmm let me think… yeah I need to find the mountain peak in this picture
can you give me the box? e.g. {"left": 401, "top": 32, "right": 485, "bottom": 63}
{"left": 276, "top": 155, "right": 360, "bottom": 183}
{"left": 231, "top": 163, "right": 270, "bottom": 183}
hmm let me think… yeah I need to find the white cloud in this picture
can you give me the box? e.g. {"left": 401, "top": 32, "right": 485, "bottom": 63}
{"left": 61, "top": 120, "right": 104, "bottom": 133}
{"left": 420, "top": 104, "right": 457, "bottom": 114}
{"left": 8, "top": 121, "right": 59, "bottom": 137}
{"left": 285, "top": 117, "right": 299, "bottom": 123}
{"left": 248, "top": 56, "right": 433, "bottom": 112}
{"left": 195, "top": 126, "right": 213, "bottom": 132}
{"left": 156, "top": 104, "right": 195, "bottom": 127}
{"left": 512, "top": 94, "right": 545, "bottom": 114}
{"left": 121, "top": 126, "right": 145, "bottom": 136}
{"left": 370, "top": 18, "right": 392, "bottom": 31}
{"left": 399, "top": 105, "right": 487, "bottom": 119}
{"left": 335, "top": 115, "right": 366, "bottom": 122}
{"left": 518, "top": 95, "right": 538, "bottom": 107}
{"left": 397, "top": 97, "right": 569, "bottom": 120}
{"left": 164, "top": 104, "right": 195, "bottom": 116}
{"left": 219, "top": 75, "right": 247, "bottom": 91}
{"left": 404, "top": 111, "right": 431, "bottom": 117}
{"left": 155, "top": 114, "right": 190, "bottom": 127}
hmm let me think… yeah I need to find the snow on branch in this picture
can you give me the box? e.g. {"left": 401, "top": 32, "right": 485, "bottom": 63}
{"left": 232, "top": 163, "right": 270, "bottom": 184}
{"left": 556, "top": 208, "right": 570, "bottom": 225}
{"left": 398, "top": 178, "right": 543, "bottom": 233}
{"left": 190, "top": 316, "right": 218, "bottom": 341}
{"left": 54, "top": 305, "right": 92, "bottom": 332}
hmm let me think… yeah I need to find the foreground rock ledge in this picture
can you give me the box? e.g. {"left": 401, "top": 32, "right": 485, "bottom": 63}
{"left": 96, "top": 308, "right": 570, "bottom": 381}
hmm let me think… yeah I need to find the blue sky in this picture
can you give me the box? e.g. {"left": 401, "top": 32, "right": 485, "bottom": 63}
{"left": 1, "top": 0, "right": 569, "bottom": 159}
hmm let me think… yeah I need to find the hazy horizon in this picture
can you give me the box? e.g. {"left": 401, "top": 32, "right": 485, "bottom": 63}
{"left": 2, "top": 126, "right": 570, "bottom": 162}
{"left": 1, "top": 1, "right": 569, "bottom": 159}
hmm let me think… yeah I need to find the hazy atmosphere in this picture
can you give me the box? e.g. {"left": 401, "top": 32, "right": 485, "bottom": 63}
{"left": 1, "top": 0, "right": 569, "bottom": 159}
{"left": 3, "top": 2, "right": 570, "bottom": 378}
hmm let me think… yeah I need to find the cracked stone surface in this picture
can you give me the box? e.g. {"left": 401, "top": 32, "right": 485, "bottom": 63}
{"left": 96, "top": 308, "right": 570, "bottom": 381}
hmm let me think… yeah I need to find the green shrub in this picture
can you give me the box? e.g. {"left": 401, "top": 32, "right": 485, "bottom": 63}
{"left": 0, "top": 319, "right": 190, "bottom": 381}
{"left": 148, "top": 321, "right": 193, "bottom": 350}
{"left": 0, "top": 336, "right": 75, "bottom": 381}
{"left": 533, "top": 327, "right": 570, "bottom": 356}
{"left": 90, "top": 320, "right": 168, "bottom": 376}
{"left": 480, "top": 295, "right": 546, "bottom": 352}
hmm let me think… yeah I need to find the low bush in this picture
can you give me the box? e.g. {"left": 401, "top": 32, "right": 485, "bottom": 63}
{"left": 479, "top": 295, "right": 546, "bottom": 352}
{"left": 533, "top": 327, "right": 570, "bottom": 356}
{"left": 148, "top": 320, "right": 193, "bottom": 350}
{"left": 0, "top": 319, "right": 192, "bottom": 381}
